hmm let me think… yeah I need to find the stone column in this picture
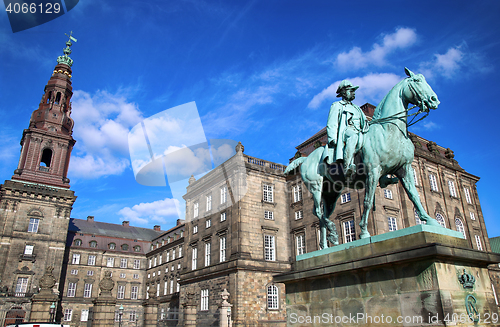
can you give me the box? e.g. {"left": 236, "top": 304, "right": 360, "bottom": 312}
{"left": 143, "top": 285, "right": 158, "bottom": 327}
{"left": 182, "top": 290, "right": 197, "bottom": 326}
{"left": 219, "top": 289, "right": 232, "bottom": 327}
{"left": 92, "top": 271, "right": 117, "bottom": 327}
{"left": 30, "top": 266, "right": 58, "bottom": 322}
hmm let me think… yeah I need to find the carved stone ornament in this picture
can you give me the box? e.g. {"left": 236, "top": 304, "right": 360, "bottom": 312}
{"left": 445, "top": 148, "right": 455, "bottom": 159}
{"left": 39, "top": 266, "right": 56, "bottom": 290}
{"left": 235, "top": 141, "right": 244, "bottom": 153}
{"left": 459, "top": 269, "right": 476, "bottom": 289}
{"left": 409, "top": 133, "right": 422, "bottom": 148}
{"left": 147, "top": 284, "right": 156, "bottom": 298}
{"left": 426, "top": 141, "right": 439, "bottom": 153}
{"left": 99, "top": 271, "right": 114, "bottom": 293}
{"left": 294, "top": 151, "right": 301, "bottom": 159}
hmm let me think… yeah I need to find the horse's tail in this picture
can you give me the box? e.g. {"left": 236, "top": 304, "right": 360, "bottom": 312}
{"left": 284, "top": 157, "right": 306, "bottom": 175}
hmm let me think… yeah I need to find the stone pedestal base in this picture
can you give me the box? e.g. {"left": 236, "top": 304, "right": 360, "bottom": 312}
{"left": 275, "top": 225, "right": 500, "bottom": 327}
{"left": 30, "top": 290, "right": 57, "bottom": 322}
{"left": 142, "top": 299, "right": 158, "bottom": 327}
{"left": 183, "top": 304, "right": 197, "bottom": 326}
{"left": 92, "top": 296, "right": 117, "bottom": 327}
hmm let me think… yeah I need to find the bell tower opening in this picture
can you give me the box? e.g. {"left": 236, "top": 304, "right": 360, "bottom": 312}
{"left": 40, "top": 148, "right": 52, "bottom": 167}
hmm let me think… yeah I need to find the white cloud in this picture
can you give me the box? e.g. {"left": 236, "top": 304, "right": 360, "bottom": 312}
{"left": 336, "top": 27, "right": 417, "bottom": 70}
{"left": 308, "top": 73, "right": 402, "bottom": 109}
{"left": 420, "top": 46, "right": 465, "bottom": 79}
{"left": 69, "top": 90, "right": 144, "bottom": 179}
{"left": 118, "top": 198, "right": 180, "bottom": 225}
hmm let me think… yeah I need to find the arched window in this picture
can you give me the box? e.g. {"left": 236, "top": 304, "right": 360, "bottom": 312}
{"left": 134, "top": 246, "right": 141, "bottom": 252}
{"left": 109, "top": 243, "right": 116, "bottom": 250}
{"left": 40, "top": 148, "right": 52, "bottom": 167}
{"left": 267, "top": 284, "right": 279, "bottom": 309}
{"left": 74, "top": 239, "right": 82, "bottom": 246}
{"left": 121, "top": 244, "right": 129, "bottom": 251}
{"left": 435, "top": 213, "right": 446, "bottom": 228}
{"left": 46, "top": 91, "right": 52, "bottom": 104}
{"left": 455, "top": 218, "right": 466, "bottom": 239}
{"left": 55, "top": 92, "right": 61, "bottom": 105}
{"left": 414, "top": 209, "right": 425, "bottom": 225}
{"left": 89, "top": 241, "right": 97, "bottom": 248}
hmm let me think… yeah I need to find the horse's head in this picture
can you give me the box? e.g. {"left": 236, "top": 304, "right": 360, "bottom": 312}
{"left": 404, "top": 67, "right": 440, "bottom": 111}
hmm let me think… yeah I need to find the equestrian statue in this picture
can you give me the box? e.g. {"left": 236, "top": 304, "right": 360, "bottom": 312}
{"left": 284, "top": 68, "right": 441, "bottom": 249}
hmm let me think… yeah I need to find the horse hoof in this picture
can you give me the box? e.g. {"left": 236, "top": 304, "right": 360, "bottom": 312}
{"left": 333, "top": 241, "right": 339, "bottom": 246}
{"left": 359, "top": 231, "right": 371, "bottom": 239}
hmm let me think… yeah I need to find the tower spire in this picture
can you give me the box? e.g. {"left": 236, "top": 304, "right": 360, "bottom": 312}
{"left": 12, "top": 33, "right": 77, "bottom": 188}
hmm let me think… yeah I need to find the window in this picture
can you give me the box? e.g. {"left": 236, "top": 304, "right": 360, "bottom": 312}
{"left": 206, "top": 219, "right": 211, "bottom": 228}
{"left": 83, "top": 283, "right": 92, "bottom": 298}
{"left": 24, "top": 244, "right": 34, "bottom": 255}
{"left": 220, "top": 236, "right": 226, "bottom": 262}
{"left": 107, "top": 257, "right": 114, "bottom": 267}
{"left": 221, "top": 212, "right": 226, "bottom": 222}
{"left": 192, "top": 247, "right": 197, "bottom": 270}
{"left": 157, "top": 283, "right": 160, "bottom": 297}
{"left": 70, "top": 269, "right": 78, "bottom": 275}
{"left": 120, "top": 258, "right": 127, "bottom": 268}
{"left": 154, "top": 257, "right": 157, "bottom": 267}
{"left": 341, "top": 192, "right": 351, "bottom": 204}
{"left": 343, "top": 220, "right": 356, "bottom": 243}
{"left": 177, "top": 282, "right": 180, "bottom": 293}
{"left": 221, "top": 185, "right": 227, "bottom": 204}
{"left": 267, "top": 285, "right": 279, "bottom": 309}
{"left": 164, "top": 281, "right": 168, "bottom": 295}
{"left": 15, "top": 277, "right": 28, "bottom": 294}
{"left": 170, "top": 279, "right": 174, "bottom": 294}
{"left": 87, "top": 270, "right": 94, "bottom": 276}
{"left": 412, "top": 167, "right": 418, "bottom": 186}
{"left": 120, "top": 273, "right": 126, "bottom": 279}
{"left": 179, "top": 246, "right": 182, "bottom": 257}
{"left": 201, "top": 289, "right": 209, "bottom": 311}
{"left": 133, "top": 274, "right": 139, "bottom": 279}
{"left": 294, "top": 210, "right": 303, "bottom": 220}
{"left": 475, "top": 235, "right": 483, "bottom": 251}
{"left": 194, "top": 202, "right": 199, "bottom": 218}
{"left": 429, "top": 174, "right": 438, "bottom": 192}
{"left": 64, "top": 309, "right": 73, "bottom": 321}
{"left": 67, "top": 282, "right": 77, "bottom": 297}
{"left": 206, "top": 194, "right": 212, "bottom": 211}
{"left": 88, "top": 255, "right": 96, "bottom": 266}
{"left": 159, "top": 255, "right": 162, "bottom": 265}
{"left": 129, "top": 311, "right": 137, "bottom": 322}
{"left": 72, "top": 253, "right": 80, "bottom": 264}
{"left": 133, "top": 259, "right": 140, "bottom": 269}
{"left": 455, "top": 218, "right": 466, "bottom": 239}
{"left": 134, "top": 245, "right": 141, "bottom": 252}
{"left": 166, "top": 252, "right": 170, "bottom": 262}
{"left": 293, "top": 185, "right": 302, "bottom": 202}
{"left": 121, "top": 244, "right": 129, "bottom": 251}
{"left": 204, "top": 242, "right": 211, "bottom": 266}
{"left": 464, "top": 187, "right": 472, "bottom": 204}
{"left": 117, "top": 285, "right": 125, "bottom": 299}
{"left": 470, "top": 212, "right": 476, "bottom": 221}
{"left": 264, "top": 235, "right": 276, "bottom": 261}
{"left": 146, "top": 286, "right": 149, "bottom": 300}
{"left": 435, "top": 213, "right": 446, "bottom": 228}
{"left": 296, "top": 234, "right": 305, "bottom": 256}
{"left": 74, "top": 239, "right": 82, "bottom": 246}
{"left": 265, "top": 211, "right": 274, "bottom": 220}
{"left": 414, "top": 209, "right": 425, "bottom": 225}
{"left": 109, "top": 243, "right": 116, "bottom": 250}
{"left": 28, "top": 218, "right": 39, "bottom": 233}
{"left": 81, "top": 309, "right": 89, "bottom": 322}
{"left": 178, "top": 263, "right": 181, "bottom": 270}
{"left": 263, "top": 184, "right": 274, "bottom": 203}
{"left": 383, "top": 189, "right": 393, "bottom": 199}
{"left": 193, "top": 225, "right": 198, "bottom": 234}
{"left": 388, "top": 217, "right": 397, "bottom": 231}
{"left": 448, "top": 180, "right": 457, "bottom": 197}
{"left": 172, "top": 249, "right": 175, "bottom": 260}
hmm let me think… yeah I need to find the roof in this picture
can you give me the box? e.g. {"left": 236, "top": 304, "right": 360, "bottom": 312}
{"left": 490, "top": 237, "right": 500, "bottom": 254}
{"left": 68, "top": 218, "right": 163, "bottom": 241}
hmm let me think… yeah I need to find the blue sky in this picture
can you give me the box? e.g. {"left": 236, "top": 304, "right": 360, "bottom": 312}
{"left": 1, "top": 1, "right": 499, "bottom": 236}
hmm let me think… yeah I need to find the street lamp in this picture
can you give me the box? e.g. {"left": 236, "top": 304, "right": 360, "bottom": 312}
{"left": 118, "top": 305, "right": 124, "bottom": 327}
{"left": 49, "top": 302, "right": 55, "bottom": 323}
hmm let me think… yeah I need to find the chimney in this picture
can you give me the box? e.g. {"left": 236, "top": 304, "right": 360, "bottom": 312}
{"left": 176, "top": 219, "right": 182, "bottom": 226}
{"left": 122, "top": 221, "right": 129, "bottom": 227}
{"left": 154, "top": 225, "right": 161, "bottom": 231}
{"left": 87, "top": 216, "right": 94, "bottom": 222}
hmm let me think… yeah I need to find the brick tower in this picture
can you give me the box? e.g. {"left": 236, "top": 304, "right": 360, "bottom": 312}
{"left": 0, "top": 34, "right": 78, "bottom": 325}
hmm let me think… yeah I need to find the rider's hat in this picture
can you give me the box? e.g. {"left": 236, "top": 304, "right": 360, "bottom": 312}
{"left": 336, "top": 80, "right": 359, "bottom": 97}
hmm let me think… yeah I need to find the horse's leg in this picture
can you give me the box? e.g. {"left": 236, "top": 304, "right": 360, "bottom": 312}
{"left": 360, "top": 167, "right": 381, "bottom": 238}
{"left": 396, "top": 164, "right": 440, "bottom": 227}
{"left": 323, "top": 191, "right": 340, "bottom": 245}
{"left": 310, "top": 181, "right": 328, "bottom": 249}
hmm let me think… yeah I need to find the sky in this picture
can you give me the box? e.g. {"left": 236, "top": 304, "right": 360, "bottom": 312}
{"left": 0, "top": 1, "right": 499, "bottom": 236}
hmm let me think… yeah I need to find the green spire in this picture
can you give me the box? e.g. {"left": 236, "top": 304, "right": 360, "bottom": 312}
{"left": 57, "top": 31, "right": 77, "bottom": 67}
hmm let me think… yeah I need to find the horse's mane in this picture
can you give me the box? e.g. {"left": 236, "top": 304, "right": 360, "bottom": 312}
{"left": 372, "top": 77, "right": 408, "bottom": 120}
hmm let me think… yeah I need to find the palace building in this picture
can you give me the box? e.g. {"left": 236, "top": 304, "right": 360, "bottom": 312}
{"left": 0, "top": 41, "right": 497, "bottom": 327}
